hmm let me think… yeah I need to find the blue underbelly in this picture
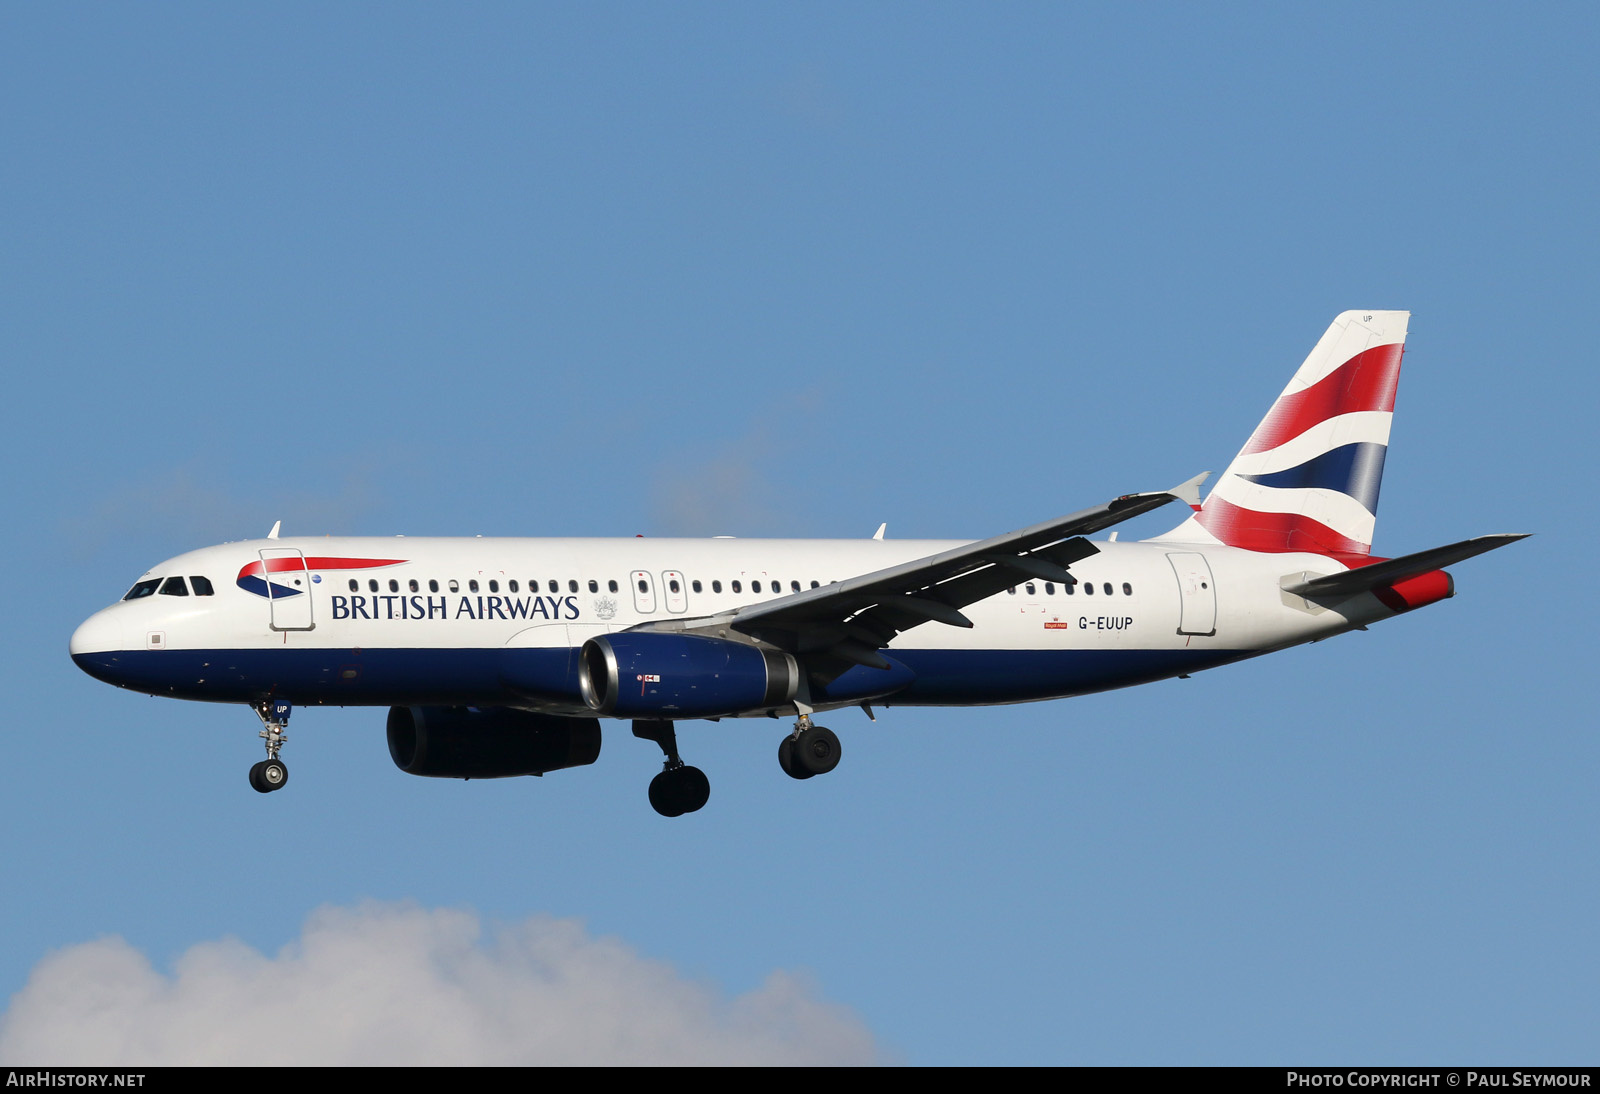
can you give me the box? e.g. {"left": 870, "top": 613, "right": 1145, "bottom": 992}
{"left": 886, "top": 647, "right": 1246, "bottom": 705}
{"left": 73, "top": 644, "right": 1248, "bottom": 710}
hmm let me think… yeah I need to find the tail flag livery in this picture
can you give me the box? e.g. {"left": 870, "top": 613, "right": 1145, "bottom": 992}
{"left": 1162, "top": 310, "right": 1409, "bottom": 556}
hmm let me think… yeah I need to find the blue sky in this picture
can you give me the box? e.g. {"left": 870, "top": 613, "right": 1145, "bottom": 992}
{"left": 2, "top": 3, "right": 1594, "bottom": 1064}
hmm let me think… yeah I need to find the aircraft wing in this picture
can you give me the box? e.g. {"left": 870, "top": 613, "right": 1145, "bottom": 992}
{"left": 1282, "top": 533, "right": 1530, "bottom": 600}
{"left": 633, "top": 473, "right": 1209, "bottom": 670}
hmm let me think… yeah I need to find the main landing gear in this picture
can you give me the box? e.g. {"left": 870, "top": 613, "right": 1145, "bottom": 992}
{"left": 249, "top": 699, "right": 292, "bottom": 794}
{"left": 633, "top": 720, "right": 710, "bottom": 818}
{"left": 778, "top": 713, "right": 841, "bottom": 780}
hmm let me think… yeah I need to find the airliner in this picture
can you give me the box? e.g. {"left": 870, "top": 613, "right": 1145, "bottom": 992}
{"left": 71, "top": 311, "right": 1525, "bottom": 816}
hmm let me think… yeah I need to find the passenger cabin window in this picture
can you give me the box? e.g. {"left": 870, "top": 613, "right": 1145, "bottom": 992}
{"left": 548, "top": 580, "right": 558, "bottom": 593}
{"left": 752, "top": 580, "right": 762, "bottom": 593}
{"left": 588, "top": 580, "right": 599, "bottom": 593}
{"left": 124, "top": 579, "right": 160, "bottom": 600}
{"left": 449, "top": 580, "right": 460, "bottom": 593}
{"left": 369, "top": 579, "right": 379, "bottom": 592}
{"left": 489, "top": 580, "right": 499, "bottom": 593}
{"left": 810, "top": 580, "right": 820, "bottom": 589}
{"left": 509, "top": 580, "right": 519, "bottom": 593}
{"left": 1065, "top": 582, "right": 1076, "bottom": 595}
{"left": 692, "top": 580, "right": 702, "bottom": 593}
{"left": 1045, "top": 583, "right": 1055, "bottom": 595}
{"left": 1084, "top": 582, "right": 1094, "bottom": 595}
{"left": 389, "top": 579, "right": 400, "bottom": 592}
{"left": 409, "top": 579, "right": 419, "bottom": 593}
{"left": 608, "top": 579, "right": 618, "bottom": 593}
{"left": 732, "top": 580, "right": 742, "bottom": 593}
{"left": 712, "top": 580, "right": 723, "bottom": 593}
{"left": 469, "top": 580, "right": 479, "bottom": 593}
{"left": 429, "top": 579, "right": 439, "bottom": 593}
{"left": 190, "top": 576, "right": 214, "bottom": 596}
{"left": 1103, "top": 583, "right": 1113, "bottom": 596}
{"left": 568, "top": 579, "right": 579, "bottom": 593}
{"left": 668, "top": 578, "right": 680, "bottom": 593}
{"left": 1123, "top": 582, "right": 1133, "bottom": 595}
{"left": 348, "top": 579, "right": 359, "bottom": 592}
{"left": 159, "top": 576, "right": 189, "bottom": 596}
{"left": 1025, "top": 583, "right": 1036, "bottom": 595}
{"left": 791, "top": 581, "right": 801, "bottom": 592}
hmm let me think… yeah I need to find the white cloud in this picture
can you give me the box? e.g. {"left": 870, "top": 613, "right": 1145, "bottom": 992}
{"left": 0, "top": 902, "right": 883, "bottom": 1066}
{"left": 647, "top": 407, "right": 826, "bottom": 538}
{"left": 650, "top": 445, "right": 786, "bottom": 537}
{"left": 64, "top": 459, "right": 389, "bottom": 561}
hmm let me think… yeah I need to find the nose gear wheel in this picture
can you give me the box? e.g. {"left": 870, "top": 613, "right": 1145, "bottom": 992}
{"left": 249, "top": 700, "right": 292, "bottom": 794}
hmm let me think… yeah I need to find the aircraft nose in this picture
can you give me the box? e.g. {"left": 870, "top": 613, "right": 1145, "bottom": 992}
{"left": 70, "top": 607, "right": 128, "bottom": 658}
{"left": 71, "top": 607, "right": 143, "bottom": 688}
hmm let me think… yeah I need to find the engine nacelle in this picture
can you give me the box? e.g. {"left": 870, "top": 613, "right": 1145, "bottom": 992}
{"left": 578, "top": 633, "right": 799, "bottom": 719}
{"left": 386, "top": 706, "right": 602, "bottom": 779}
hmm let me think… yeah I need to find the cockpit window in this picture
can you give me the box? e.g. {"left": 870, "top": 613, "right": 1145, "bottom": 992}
{"left": 191, "top": 576, "right": 215, "bottom": 596}
{"left": 159, "top": 577, "right": 190, "bottom": 596}
{"left": 124, "top": 579, "right": 160, "bottom": 601}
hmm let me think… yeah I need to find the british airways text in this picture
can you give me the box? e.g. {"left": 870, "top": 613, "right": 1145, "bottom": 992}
{"left": 329, "top": 594, "right": 581, "bottom": 621}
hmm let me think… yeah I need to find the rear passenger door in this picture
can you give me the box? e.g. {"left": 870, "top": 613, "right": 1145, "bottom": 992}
{"left": 1167, "top": 552, "right": 1216, "bottom": 636}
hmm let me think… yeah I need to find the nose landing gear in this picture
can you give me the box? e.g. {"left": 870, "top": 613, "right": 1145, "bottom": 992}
{"left": 249, "top": 700, "right": 292, "bottom": 794}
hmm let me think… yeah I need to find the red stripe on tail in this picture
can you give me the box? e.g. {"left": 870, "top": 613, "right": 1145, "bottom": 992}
{"left": 1242, "top": 343, "right": 1404, "bottom": 454}
{"left": 1194, "top": 496, "right": 1371, "bottom": 555}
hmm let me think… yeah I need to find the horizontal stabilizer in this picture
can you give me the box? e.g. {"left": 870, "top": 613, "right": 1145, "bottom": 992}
{"left": 1283, "top": 534, "right": 1529, "bottom": 599}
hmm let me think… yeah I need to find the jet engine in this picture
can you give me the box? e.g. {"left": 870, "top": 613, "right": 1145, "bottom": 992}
{"left": 578, "top": 633, "right": 799, "bottom": 719}
{"left": 386, "top": 706, "right": 601, "bottom": 778}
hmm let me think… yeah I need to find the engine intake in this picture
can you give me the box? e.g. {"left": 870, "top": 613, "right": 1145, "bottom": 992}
{"left": 578, "top": 633, "right": 799, "bottom": 719}
{"left": 386, "top": 706, "right": 601, "bottom": 778}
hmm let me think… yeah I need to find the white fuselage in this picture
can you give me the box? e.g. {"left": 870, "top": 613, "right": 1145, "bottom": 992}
{"left": 70, "top": 534, "right": 1386, "bottom": 715}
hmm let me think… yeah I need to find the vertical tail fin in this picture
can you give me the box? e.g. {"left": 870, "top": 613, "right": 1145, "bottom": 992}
{"left": 1157, "top": 310, "right": 1409, "bottom": 556}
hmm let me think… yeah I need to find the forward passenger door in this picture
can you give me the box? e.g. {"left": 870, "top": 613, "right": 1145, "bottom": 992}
{"left": 260, "top": 548, "right": 315, "bottom": 631}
